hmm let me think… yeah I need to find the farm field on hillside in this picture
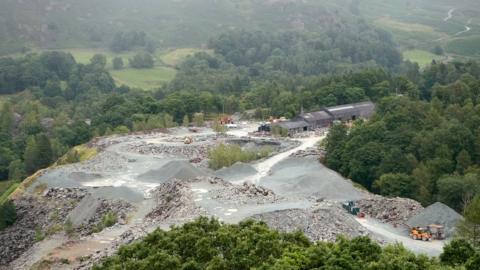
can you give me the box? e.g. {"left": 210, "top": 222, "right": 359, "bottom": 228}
{"left": 60, "top": 48, "right": 208, "bottom": 90}
{"left": 403, "top": 50, "right": 446, "bottom": 67}
{"left": 110, "top": 66, "right": 177, "bottom": 90}
{"left": 360, "top": 0, "right": 480, "bottom": 57}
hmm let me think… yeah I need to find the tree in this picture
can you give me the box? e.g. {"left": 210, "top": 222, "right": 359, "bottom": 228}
{"left": 112, "top": 57, "right": 124, "bottom": 70}
{"left": 438, "top": 174, "right": 480, "bottom": 212}
{"left": 432, "top": 45, "right": 444, "bottom": 56}
{"left": 43, "top": 80, "right": 62, "bottom": 97}
{"left": 183, "top": 115, "right": 190, "bottom": 127}
{"left": 373, "top": 173, "right": 418, "bottom": 199}
{"left": 458, "top": 195, "right": 480, "bottom": 248}
{"left": 0, "top": 201, "right": 16, "bottom": 230}
{"left": 163, "top": 114, "right": 176, "bottom": 128}
{"left": 90, "top": 54, "right": 107, "bottom": 69}
{"left": 466, "top": 253, "right": 480, "bottom": 270}
{"left": 440, "top": 239, "right": 475, "bottom": 266}
{"left": 193, "top": 113, "right": 205, "bottom": 127}
{"left": 8, "top": 159, "right": 26, "bottom": 181}
{"left": 457, "top": 149, "right": 472, "bottom": 174}
{"left": 35, "top": 133, "right": 53, "bottom": 169}
{"left": 0, "top": 147, "right": 16, "bottom": 179}
{"left": 129, "top": 52, "right": 154, "bottom": 69}
{"left": 24, "top": 134, "right": 53, "bottom": 174}
{"left": 23, "top": 136, "right": 38, "bottom": 174}
{"left": 212, "top": 120, "right": 226, "bottom": 135}
{"left": 0, "top": 103, "right": 14, "bottom": 134}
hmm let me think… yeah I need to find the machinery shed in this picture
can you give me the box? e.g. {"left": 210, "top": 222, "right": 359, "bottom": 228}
{"left": 325, "top": 101, "right": 375, "bottom": 121}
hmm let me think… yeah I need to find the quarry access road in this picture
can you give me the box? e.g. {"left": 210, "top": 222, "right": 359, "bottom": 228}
{"left": 356, "top": 217, "right": 446, "bottom": 257}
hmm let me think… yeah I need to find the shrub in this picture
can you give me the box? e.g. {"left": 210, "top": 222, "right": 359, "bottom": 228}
{"left": 440, "top": 239, "right": 475, "bottom": 266}
{"left": 129, "top": 52, "right": 154, "bottom": 69}
{"left": 208, "top": 144, "right": 272, "bottom": 170}
{"left": 102, "top": 212, "right": 117, "bottom": 228}
{"left": 0, "top": 200, "right": 16, "bottom": 230}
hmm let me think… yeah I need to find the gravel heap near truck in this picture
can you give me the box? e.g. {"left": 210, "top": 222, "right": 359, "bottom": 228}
{"left": 407, "top": 202, "right": 463, "bottom": 237}
{"left": 252, "top": 201, "right": 371, "bottom": 242}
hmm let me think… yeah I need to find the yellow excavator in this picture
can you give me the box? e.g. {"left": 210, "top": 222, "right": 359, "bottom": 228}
{"left": 410, "top": 227, "right": 432, "bottom": 241}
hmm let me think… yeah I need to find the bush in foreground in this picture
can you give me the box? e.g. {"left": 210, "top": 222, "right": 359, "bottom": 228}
{"left": 93, "top": 217, "right": 461, "bottom": 270}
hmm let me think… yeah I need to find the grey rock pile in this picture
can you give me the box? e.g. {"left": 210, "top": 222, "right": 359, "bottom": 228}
{"left": 146, "top": 180, "right": 205, "bottom": 223}
{"left": 252, "top": 202, "right": 371, "bottom": 242}
{"left": 208, "top": 180, "right": 281, "bottom": 205}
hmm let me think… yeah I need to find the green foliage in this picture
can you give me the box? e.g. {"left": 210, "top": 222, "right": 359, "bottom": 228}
{"left": 129, "top": 52, "right": 154, "bottom": 69}
{"left": 440, "top": 239, "right": 475, "bottom": 266}
{"left": 94, "top": 218, "right": 458, "bottom": 270}
{"left": 101, "top": 212, "right": 117, "bottom": 228}
{"left": 64, "top": 218, "right": 75, "bottom": 237}
{"left": 110, "top": 31, "right": 147, "bottom": 53}
{"left": 193, "top": 113, "right": 205, "bottom": 127}
{"left": 34, "top": 227, "right": 45, "bottom": 242}
{"left": 271, "top": 125, "right": 289, "bottom": 137}
{"left": 212, "top": 121, "right": 226, "bottom": 134}
{"left": 208, "top": 144, "right": 272, "bottom": 170}
{"left": 324, "top": 61, "right": 480, "bottom": 210}
{"left": 0, "top": 200, "right": 16, "bottom": 230}
{"left": 112, "top": 57, "right": 124, "bottom": 70}
{"left": 182, "top": 115, "right": 190, "bottom": 127}
{"left": 373, "top": 173, "right": 418, "bottom": 199}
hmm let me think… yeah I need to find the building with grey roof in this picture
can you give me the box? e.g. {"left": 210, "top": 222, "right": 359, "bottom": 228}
{"left": 276, "top": 119, "right": 310, "bottom": 134}
{"left": 271, "top": 101, "right": 375, "bottom": 135}
{"left": 325, "top": 101, "right": 375, "bottom": 121}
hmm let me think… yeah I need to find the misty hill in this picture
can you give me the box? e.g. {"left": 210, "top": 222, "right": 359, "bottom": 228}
{"left": 0, "top": 0, "right": 355, "bottom": 54}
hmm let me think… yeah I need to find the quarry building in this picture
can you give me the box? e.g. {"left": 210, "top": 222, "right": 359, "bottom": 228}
{"left": 275, "top": 101, "right": 375, "bottom": 134}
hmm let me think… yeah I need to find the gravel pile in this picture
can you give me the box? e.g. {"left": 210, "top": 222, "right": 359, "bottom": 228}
{"left": 260, "top": 158, "right": 366, "bottom": 201}
{"left": 146, "top": 180, "right": 206, "bottom": 224}
{"left": 355, "top": 195, "right": 424, "bottom": 227}
{"left": 215, "top": 162, "right": 257, "bottom": 182}
{"left": 407, "top": 202, "right": 463, "bottom": 237}
{"left": 126, "top": 141, "right": 214, "bottom": 160}
{"left": 252, "top": 202, "right": 370, "bottom": 242}
{"left": 72, "top": 150, "right": 130, "bottom": 173}
{"left": 138, "top": 160, "right": 210, "bottom": 183}
{"left": 208, "top": 179, "right": 281, "bottom": 205}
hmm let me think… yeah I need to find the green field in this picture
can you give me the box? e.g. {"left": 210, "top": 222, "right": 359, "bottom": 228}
{"left": 110, "top": 66, "right": 177, "bottom": 90}
{"left": 60, "top": 48, "right": 212, "bottom": 90}
{"left": 403, "top": 50, "right": 446, "bottom": 67}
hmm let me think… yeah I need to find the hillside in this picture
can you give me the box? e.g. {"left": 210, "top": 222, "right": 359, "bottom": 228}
{"left": 0, "top": 0, "right": 353, "bottom": 54}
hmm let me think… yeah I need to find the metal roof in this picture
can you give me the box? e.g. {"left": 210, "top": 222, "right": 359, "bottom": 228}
{"left": 325, "top": 101, "right": 375, "bottom": 116}
{"left": 277, "top": 120, "right": 309, "bottom": 129}
{"left": 301, "top": 111, "right": 332, "bottom": 122}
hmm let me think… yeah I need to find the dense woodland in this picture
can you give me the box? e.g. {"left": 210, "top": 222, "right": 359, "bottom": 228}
{"left": 325, "top": 61, "right": 480, "bottom": 213}
{"left": 93, "top": 217, "right": 480, "bottom": 270}
{"left": 0, "top": 26, "right": 411, "bottom": 186}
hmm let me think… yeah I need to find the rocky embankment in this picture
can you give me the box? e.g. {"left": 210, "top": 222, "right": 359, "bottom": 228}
{"left": 0, "top": 188, "right": 134, "bottom": 268}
